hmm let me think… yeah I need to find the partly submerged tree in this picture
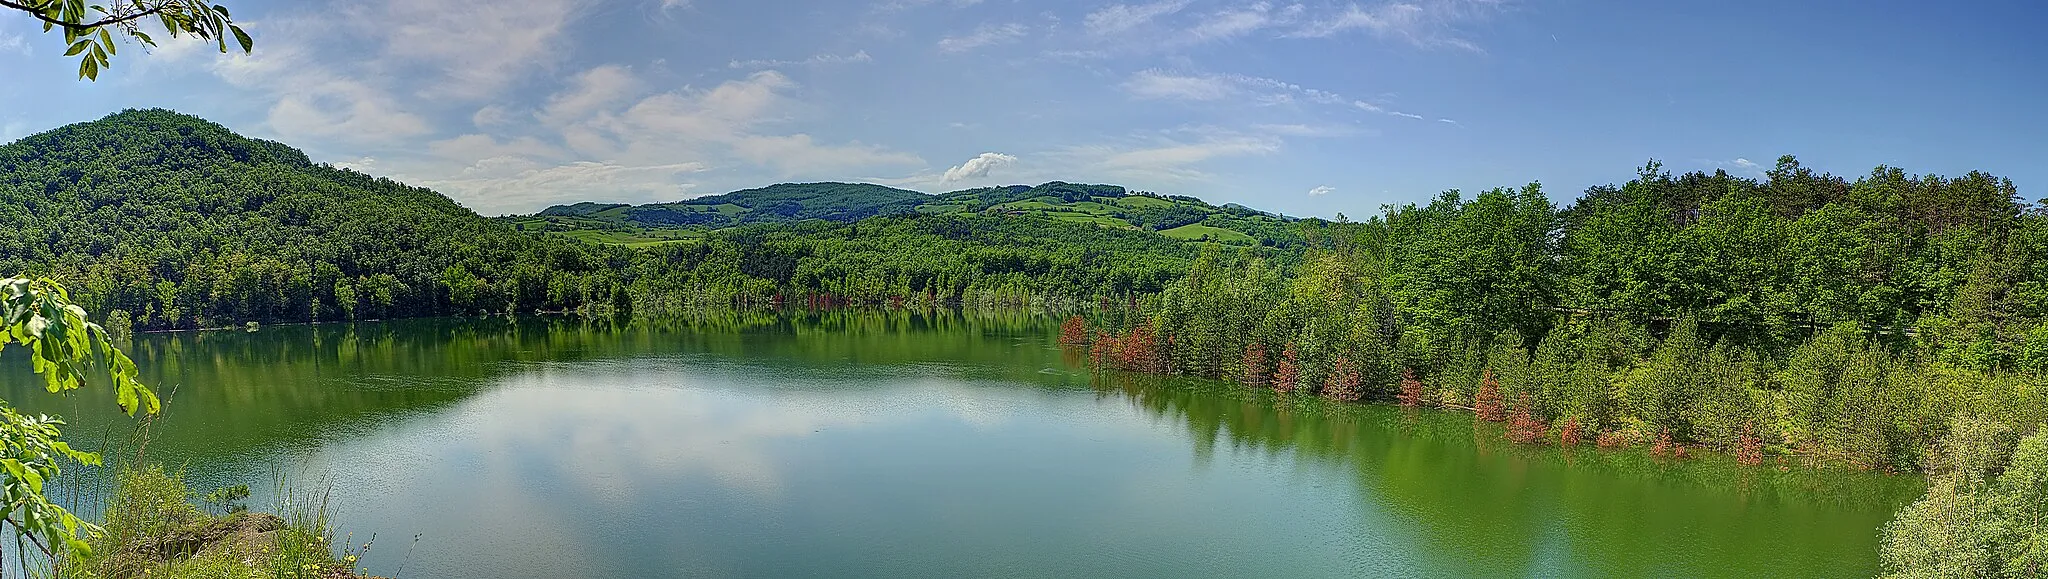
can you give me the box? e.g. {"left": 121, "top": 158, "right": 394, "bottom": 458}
{"left": 1, "top": 0, "right": 250, "bottom": 79}
{"left": 0, "top": 278, "right": 159, "bottom": 559}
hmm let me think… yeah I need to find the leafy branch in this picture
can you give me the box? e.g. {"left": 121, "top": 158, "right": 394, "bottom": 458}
{"left": 0, "top": 0, "right": 251, "bottom": 80}
{"left": 0, "top": 277, "right": 161, "bottom": 559}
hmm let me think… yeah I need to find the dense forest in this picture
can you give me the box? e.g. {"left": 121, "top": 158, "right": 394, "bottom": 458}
{"left": 515, "top": 178, "right": 1300, "bottom": 247}
{"left": 0, "top": 110, "right": 1222, "bottom": 331}
{"left": 1066, "top": 159, "right": 2047, "bottom": 473}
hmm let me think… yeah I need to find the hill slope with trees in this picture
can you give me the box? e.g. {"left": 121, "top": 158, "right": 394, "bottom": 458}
{"left": 515, "top": 181, "right": 1300, "bottom": 247}
{"left": 0, "top": 110, "right": 1224, "bottom": 330}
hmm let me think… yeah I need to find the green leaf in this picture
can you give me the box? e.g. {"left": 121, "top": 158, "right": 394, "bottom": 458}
{"left": 231, "top": 25, "right": 251, "bottom": 53}
{"left": 63, "top": 39, "right": 91, "bottom": 57}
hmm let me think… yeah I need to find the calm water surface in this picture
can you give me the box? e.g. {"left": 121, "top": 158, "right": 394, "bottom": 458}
{"left": 2, "top": 313, "right": 1922, "bottom": 578}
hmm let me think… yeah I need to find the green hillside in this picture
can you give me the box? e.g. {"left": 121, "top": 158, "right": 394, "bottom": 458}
{"left": 536, "top": 182, "right": 929, "bottom": 228}
{"left": 516, "top": 181, "right": 1300, "bottom": 247}
{"left": 0, "top": 109, "right": 639, "bottom": 328}
{"left": 0, "top": 110, "right": 1236, "bottom": 329}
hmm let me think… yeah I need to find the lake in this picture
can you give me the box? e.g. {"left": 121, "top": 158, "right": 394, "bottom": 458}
{"left": 1, "top": 312, "right": 1923, "bottom": 578}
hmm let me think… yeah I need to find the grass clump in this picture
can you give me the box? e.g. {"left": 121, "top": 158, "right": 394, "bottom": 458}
{"left": 55, "top": 466, "right": 376, "bottom": 579}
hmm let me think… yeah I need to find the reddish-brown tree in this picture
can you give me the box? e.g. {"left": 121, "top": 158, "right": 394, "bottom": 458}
{"left": 1323, "top": 357, "right": 1364, "bottom": 402}
{"left": 1507, "top": 393, "right": 1547, "bottom": 444}
{"left": 1241, "top": 342, "right": 1270, "bottom": 386}
{"left": 1118, "top": 324, "right": 1163, "bottom": 373}
{"left": 1474, "top": 369, "right": 1505, "bottom": 422}
{"left": 1651, "top": 428, "right": 1675, "bottom": 457}
{"left": 1595, "top": 430, "right": 1626, "bottom": 449}
{"left": 1736, "top": 422, "right": 1765, "bottom": 466}
{"left": 1273, "top": 343, "right": 1302, "bottom": 393}
{"left": 1558, "top": 418, "right": 1583, "bottom": 446}
{"left": 1059, "top": 315, "right": 1090, "bottom": 346}
{"left": 1396, "top": 368, "right": 1425, "bottom": 407}
{"left": 1089, "top": 331, "right": 1117, "bottom": 369}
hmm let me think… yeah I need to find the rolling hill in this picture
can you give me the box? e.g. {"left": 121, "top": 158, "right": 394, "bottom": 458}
{"left": 514, "top": 181, "right": 1300, "bottom": 247}
{"left": 0, "top": 109, "right": 1246, "bottom": 328}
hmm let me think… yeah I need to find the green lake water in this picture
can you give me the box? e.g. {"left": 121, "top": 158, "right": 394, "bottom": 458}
{"left": 1, "top": 312, "right": 1923, "bottom": 578}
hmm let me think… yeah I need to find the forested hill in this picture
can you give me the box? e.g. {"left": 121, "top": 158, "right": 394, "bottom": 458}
{"left": 0, "top": 109, "right": 640, "bottom": 327}
{"left": 518, "top": 180, "right": 1297, "bottom": 246}
{"left": 537, "top": 182, "right": 930, "bottom": 227}
{"left": 0, "top": 110, "right": 1216, "bottom": 330}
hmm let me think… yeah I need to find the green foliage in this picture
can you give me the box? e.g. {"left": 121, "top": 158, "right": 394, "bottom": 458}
{"left": 0, "top": 277, "right": 161, "bottom": 560}
{"left": 524, "top": 180, "right": 1301, "bottom": 249}
{"left": 538, "top": 182, "right": 931, "bottom": 228}
{"left": 1881, "top": 420, "right": 2048, "bottom": 578}
{"left": 0, "top": 110, "right": 643, "bottom": 328}
{"left": 3, "top": 0, "right": 251, "bottom": 80}
{"left": 204, "top": 484, "right": 249, "bottom": 516}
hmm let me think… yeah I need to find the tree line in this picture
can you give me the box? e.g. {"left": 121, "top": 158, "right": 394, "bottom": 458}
{"left": 0, "top": 110, "right": 1220, "bottom": 333}
{"left": 1069, "top": 157, "right": 2047, "bottom": 474}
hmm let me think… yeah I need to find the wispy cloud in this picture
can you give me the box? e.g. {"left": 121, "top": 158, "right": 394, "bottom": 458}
{"left": 411, "top": 69, "right": 920, "bottom": 213}
{"left": 1084, "top": 0, "right": 1191, "bottom": 36}
{"left": 1122, "top": 69, "right": 1434, "bottom": 122}
{"left": 729, "top": 51, "right": 874, "bottom": 69}
{"left": 938, "top": 23, "right": 1030, "bottom": 53}
{"left": 0, "top": 31, "right": 27, "bottom": 55}
{"left": 1184, "top": 1, "right": 1291, "bottom": 44}
{"left": 1292, "top": 0, "right": 1503, "bottom": 52}
{"left": 1251, "top": 123, "right": 1365, "bottom": 138}
{"left": 1051, "top": 130, "right": 1281, "bottom": 183}
{"left": 362, "top": 0, "right": 598, "bottom": 98}
{"left": 1308, "top": 185, "right": 1335, "bottom": 196}
{"left": 1123, "top": 70, "right": 1238, "bottom": 101}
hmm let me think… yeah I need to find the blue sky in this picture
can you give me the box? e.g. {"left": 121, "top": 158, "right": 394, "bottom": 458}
{"left": 1, "top": 0, "right": 2043, "bottom": 216}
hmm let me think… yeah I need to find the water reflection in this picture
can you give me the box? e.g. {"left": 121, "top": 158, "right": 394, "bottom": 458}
{"left": 1092, "top": 372, "right": 1924, "bottom": 577}
{"left": 0, "top": 312, "right": 1921, "bottom": 578}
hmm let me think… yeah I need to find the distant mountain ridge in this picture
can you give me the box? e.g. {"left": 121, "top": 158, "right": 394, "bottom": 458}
{"left": 523, "top": 181, "right": 1296, "bottom": 246}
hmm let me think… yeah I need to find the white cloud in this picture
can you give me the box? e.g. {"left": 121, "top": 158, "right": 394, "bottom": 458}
{"left": 1123, "top": 69, "right": 1434, "bottom": 122}
{"left": 1308, "top": 185, "right": 1335, "bottom": 196}
{"left": 428, "top": 134, "right": 564, "bottom": 163}
{"left": 1252, "top": 123, "right": 1362, "bottom": 138}
{"left": 412, "top": 70, "right": 921, "bottom": 213}
{"left": 1706, "top": 157, "right": 1766, "bottom": 177}
{"left": 942, "top": 152, "right": 1018, "bottom": 182}
{"left": 362, "top": 0, "right": 596, "bottom": 98}
{"left": 473, "top": 105, "right": 516, "bottom": 128}
{"left": 140, "top": 0, "right": 596, "bottom": 146}
{"left": 1185, "top": 2, "right": 1277, "bottom": 43}
{"left": 729, "top": 50, "right": 874, "bottom": 69}
{"left": 540, "top": 65, "right": 644, "bottom": 126}
{"left": 1, "top": 121, "right": 29, "bottom": 142}
{"left": 0, "top": 31, "right": 27, "bottom": 55}
{"left": 731, "top": 134, "right": 924, "bottom": 174}
{"left": 420, "top": 161, "right": 708, "bottom": 213}
{"left": 1053, "top": 132, "right": 1280, "bottom": 183}
{"left": 1292, "top": 0, "right": 1501, "bottom": 52}
{"left": 1084, "top": 0, "right": 1191, "bottom": 36}
{"left": 1123, "top": 70, "right": 1237, "bottom": 101}
{"left": 938, "top": 23, "right": 1029, "bottom": 52}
